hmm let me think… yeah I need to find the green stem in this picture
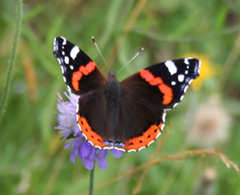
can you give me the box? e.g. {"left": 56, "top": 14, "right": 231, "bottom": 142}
{"left": 89, "top": 161, "right": 96, "bottom": 195}
{"left": 217, "top": 30, "right": 240, "bottom": 90}
{"left": 0, "top": 0, "right": 23, "bottom": 123}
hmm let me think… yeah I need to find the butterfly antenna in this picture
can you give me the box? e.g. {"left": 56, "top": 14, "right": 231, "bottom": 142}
{"left": 117, "top": 47, "right": 144, "bottom": 74}
{"left": 91, "top": 36, "right": 110, "bottom": 69}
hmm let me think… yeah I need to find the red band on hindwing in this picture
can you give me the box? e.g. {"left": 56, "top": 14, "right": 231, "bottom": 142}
{"left": 77, "top": 114, "right": 105, "bottom": 148}
{"left": 77, "top": 114, "right": 163, "bottom": 151}
{"left": 72, "top": 61, "right": 96, "bottom": 91}
{"left": 140, "top": 69, "right": 173, "bottom": 105}
{"left": 124, "top": 123, "right": 163, "bottom": 151}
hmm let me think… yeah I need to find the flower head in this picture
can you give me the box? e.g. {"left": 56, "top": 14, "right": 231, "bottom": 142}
{"left": 55, "top": 91, "right": 122, "bottom": 170}
{"left": 187, "top": 94, "right": 231, "bottom": 147}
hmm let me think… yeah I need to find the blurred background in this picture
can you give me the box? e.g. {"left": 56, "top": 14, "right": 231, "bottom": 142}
{"left": 1, "top": 0, "right": 240, "bottom": 194}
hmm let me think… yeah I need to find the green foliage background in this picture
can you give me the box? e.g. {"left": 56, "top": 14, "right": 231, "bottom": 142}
{"left": 1, "top": 0, "right": 240, "bottom": 194}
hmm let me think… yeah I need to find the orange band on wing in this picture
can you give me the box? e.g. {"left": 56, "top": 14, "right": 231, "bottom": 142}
{"left": 72, "top": 72, "right": 82, "bottom": 91}
{"left": 124, "top": 123, "right": 163, "bottom": 151}
{"left": 72, "top": 61, "right": 96, "bottom": 91}
{"left": 140, "top": 69, "right": 173, "bottom": 105}
{"left": 78, "top": 114, "right": 163, "bottom": 152}
{"left": 140, "top": 69, "right": 155, "bottom": 81}
{"left": 78, "top": 114, "right": 105, "bottom": 148}
{"left": 158, "top": 84, "right": 173, "bottom": 104}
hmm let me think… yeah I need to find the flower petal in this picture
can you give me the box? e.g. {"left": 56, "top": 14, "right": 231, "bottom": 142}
{"left": 97, "top": 158, "right": 108, "bottom": 169}
{"left": 111, "top": 149, "right": 123, "bottom": 158}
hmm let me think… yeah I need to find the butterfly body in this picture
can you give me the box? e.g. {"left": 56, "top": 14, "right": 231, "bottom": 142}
{"left": 53, "top": 36, "right": 201, "bottom": 152}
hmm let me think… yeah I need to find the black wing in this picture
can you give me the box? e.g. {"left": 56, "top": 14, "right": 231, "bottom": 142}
{"left": 53, "top": 37, "right": 106, "bottom": 95}
{"left": 121, "top": 58, "right": 201, "bottom": 109}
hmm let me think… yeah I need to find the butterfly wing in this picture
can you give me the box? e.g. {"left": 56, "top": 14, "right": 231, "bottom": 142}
{"left": 53, "top": 37, "right": 106, "bottom": 95}
{"left": 54, "top": 37, "right": 112, "bottom": 149}
{"left": 121, "top": 58, "right": 201, "bottom": 109}
{"left": 115, "top": 58, "right": 201, "bottom": 151}
{"left": 116, "top": 93, "right": 166, "bottom": 151}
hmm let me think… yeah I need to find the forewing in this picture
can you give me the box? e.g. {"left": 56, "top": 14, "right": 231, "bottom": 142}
{"left": 121, "top": 58, "right": 200, "bottom": 109}
{"left": 53, "top": 37, "right": 106, "bottom": 95}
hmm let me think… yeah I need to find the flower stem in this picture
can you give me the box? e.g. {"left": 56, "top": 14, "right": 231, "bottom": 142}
{"left": 89, "top": 160, "right": 96, "bottom": 195}
{"left": 0, "top": 0, "right": 23, "bottom": 123}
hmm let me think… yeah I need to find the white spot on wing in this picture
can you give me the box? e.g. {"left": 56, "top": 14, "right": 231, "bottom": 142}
{"left": 81, "top": 133, "right": 87, "bottom": 139}
{"left": 162, "top": 111, "right": 166, "bottom": 123}
{"left": 161, "top": 124, "right": 165, "bottom": 130}
{"left": 128, "top": 149, "right": 136, "bottom": 152}
{"left": 60, "top": 65, "right": 64, "bottom": 73}
{"left": 138, "top": 146, "right": 145, "bottom": 151}
{"left": 67, "top": 85, "right": 71, "bottom": 92}
{"left": 70, "top": 46, "right": 80, "bottom": 60}
{"left": 171, "top": 81, "right": 176, "bottom": 85}
{"left": 185, "top": 70, "right": 188, "bottom": 74}
{"left": 155, "top": 132, "right": 162, "bottom": 139}
{"left": 103, "top": 146, "right": 114, "bottom": 150}
{"left": 53, "top": 42, "right": 58, "bottom": 51}
{"left": 88, "top": 141, "right": 94, "bottom": 146}
{"left": 189, "top": 79, "right": 193, "bottom": 84}
{"left": 172, "top": 103, "right": 179, "bottom": 108}
{"left": 61, "top": 37, "right": 67, "bottom": 45}
{"left": 70, "top": 65, "right": 74, "bottom": 70}
{"left": 114, "top": 147, "right": 125, "bottom": 152}
{"left": 180, "top": 95, "right": 184, "bottom": 101}
{"left": 76, "top": 102, "right": 79, "bottom": 113}
{"left": 178, "top": 74, "right": 185, "bottom": 82}
{"left": 77, "top": 123, "right": 82, "bottom": 132}
{"left": 198, "top": 60, "right": 201, "bottom": 74}
{"left": 95, "top": 145, "right": 102, "bottom": 150}
{"left": 184, "top": 85, "right": 189, "bottom": 93}
{"left": 57, "top": 58, "right": 61, "bottom": 65}
{"left": 64, "top": 56, "right": 69, "bottom": 64}
{"left": 165, "top": 61, "right": 177, "bottom": 75}
{"left": 147, "top": 140, "right": 154, "bottom": 147}
{"left": 62, "top": 76, "right": 66, "bottom": 82}
{"left": 184, "top": 58, "right": 190, "bottom": 65}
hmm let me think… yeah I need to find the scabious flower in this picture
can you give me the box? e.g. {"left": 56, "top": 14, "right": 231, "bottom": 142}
{"left": 187, "top": 94, "right": 231, "bottom": 148}
{"left": 194, "top": 167, "right": 217, "bottom": 195}
{"left": 55, "top": 90, "right": 123, "bottom": 170}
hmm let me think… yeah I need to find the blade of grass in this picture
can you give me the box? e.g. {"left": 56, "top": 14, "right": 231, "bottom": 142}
{"left": 218, "top": 30, "right": 240, "bottom": 89}
{"left": 107, "top": 0, "right": 148, "bottom": 67}
{"left": 21, "top": 27, "right": 62, "bottom": 81}
{"left": 0, "top": 0, "right": 23, "bottom": 124}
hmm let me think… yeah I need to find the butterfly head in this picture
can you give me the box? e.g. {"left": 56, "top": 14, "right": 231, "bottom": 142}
{"left": 107, "top": 70, "right": 118, "bottom": 82}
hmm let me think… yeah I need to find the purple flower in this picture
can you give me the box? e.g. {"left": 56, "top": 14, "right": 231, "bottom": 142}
{"left": 55, "top": 90, "right": 123, "bottom": 170}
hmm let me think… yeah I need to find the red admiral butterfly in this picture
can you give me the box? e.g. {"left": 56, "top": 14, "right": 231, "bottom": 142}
{"left": 53, "top": 37, "right": 200, "bottom": 152}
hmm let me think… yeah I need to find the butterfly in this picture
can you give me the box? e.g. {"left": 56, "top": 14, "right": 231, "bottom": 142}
{"left": 53, "top": 36, "right": 200, "bottom": 152}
